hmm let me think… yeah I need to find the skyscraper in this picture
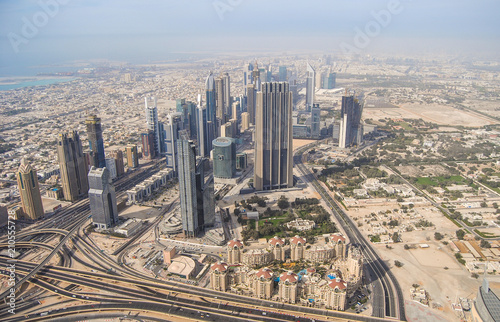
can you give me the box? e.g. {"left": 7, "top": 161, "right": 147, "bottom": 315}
{"left": 196, "top": 94, "right": 209, "bottom": 157}
{"left": 88, "top": 167, "right": 118, "bottom": 229}
{"left": 279, "top": 66, "right": 287, "bottom": 82}
{"left": 165, "top": 112, "right": 183, "bottom": 173}
{"left": 305, "top": 63, "right": 315, "bottom": 111}
{"left": 109, "top": 149, "right": 125, "bottom": 176}
{"left": 213, "top": 137, "right": 236, "bottom": 179}
{"left": 16, "top": 159, "right": 44, "bottom": 220}
{"left": 145, "top": 96, "right": 161, "bottom": 156}
{"left": 177, "top": 135, "right": 214, "bottom": 237}
{"left": 141, "top": 130, "right": 156, "bottom": 160}
{"left": 205, "top": 73, "right": 216, "bottom": 152}
{"left": 254, "top": 82, "right": 293, "bottom": 191}
{"left": 311, "top": 104, "right": 321, "bottom": 139}
{"left": 126, "top": 145, "right": 139, "bottom": 168}
{"left": 57, "top": 131, "right": 88, "bottom": 202}
{"left": 246, "top": 84, "right": 256, "bottom": 125}
{"left": 85, "top": 114, "right": 106, "bottom": 168}
{"left": 339, "top": 93, "right": 364, "bottom": 148}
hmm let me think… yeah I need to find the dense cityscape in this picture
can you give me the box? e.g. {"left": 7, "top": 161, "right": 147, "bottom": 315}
{"left": 1, "top": 1, "right": 500, "bottom": 322}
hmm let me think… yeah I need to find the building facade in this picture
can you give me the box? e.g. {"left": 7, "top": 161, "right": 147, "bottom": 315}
{"left": 339, "top": 93, "right": 363, "bottom": 148}
{"left": 88, "top": 167, "right": 118, "bottom": 229}
{"left": 57, "top": 131, "right": 89, "bottom": 202}
{"left": 213, "top": 137, "right": 236, "bottom": 179}
{"left": 85, "top": 114, "right": 106, "bottom": 168}
{"left": 254, "top": 82, "right": 293, "bottom": 191}
{"left": 16, "top": 160, "right": 44, "bottom": 220}
{"left": 126, "top": 145, "right": 139, "bottom": 168}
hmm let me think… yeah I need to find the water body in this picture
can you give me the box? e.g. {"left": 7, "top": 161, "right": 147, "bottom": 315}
{"left": 0, "top": 78, "right": 76, "bottom": 91}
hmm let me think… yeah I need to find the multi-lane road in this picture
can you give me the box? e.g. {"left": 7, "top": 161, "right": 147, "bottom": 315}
{"left": 294, "top": 144, "right": 405, "bottom": 321}
{"left": 0, "top": 154, "right": 406, "bottom": 321}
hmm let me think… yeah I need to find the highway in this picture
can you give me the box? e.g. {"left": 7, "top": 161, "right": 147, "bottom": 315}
{"left": 293, "top": 144, "right": 405, "bottom": 321}
{"left": 0, "top": 156, "right": 401, "bottom": 321}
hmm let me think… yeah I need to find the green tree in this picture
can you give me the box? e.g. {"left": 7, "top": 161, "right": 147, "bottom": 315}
{"left": 434, "top": 232, "right": 443, "bottom": 241}
{"left": 277, "top": 196, "right": 290, "bottom": 209}
{"left": 456, "top": 229, "right": 465, "bottom": 240}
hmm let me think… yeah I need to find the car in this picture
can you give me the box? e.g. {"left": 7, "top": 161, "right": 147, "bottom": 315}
{"left": 72, "top": 295, "right": 76, "bottom": 298}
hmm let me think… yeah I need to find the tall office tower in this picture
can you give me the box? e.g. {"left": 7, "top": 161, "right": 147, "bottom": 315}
{"left": 85, "top": 114, "right": 105, "bottom": 168}
{"left": 141, "top": 130, "right": 156, "bottom": 160}
{"left": 110, "top": 150, "right": 125, "bottom": 176}
{"left": 215, "top": 76, "right": 224, "bottom": 122}
{"left": 254, "top": 82, "right": 293, "bottom": 191}
{"left": 145, "top": 96, "right": 161, "bottom": 156}
{"left": 232, "top": 101, "right": 240, "bottom": 124}
{"left": 246, "top": 84, "right": 256, "bottom": 125}
{"left": 279, "top": 66, "right": 287, "bottom": 81}
{"left": 311, "top": 104, "right": 321, "bottom": 139}
{"left": 165, "top": 113, "right": 183, "bottom": 173}
{"left": 176, "top": 98, "right": 185, "bottom": 113}
{"left": 205, "top": 73, "right": 216, "bottom": 151}
{"left": 57, "top": 131, "right": 89, "bottom": 202}
{"left": 16, "top": 159, "right": 44, "bottom": 220}
{"left": 213, "top": 138, "right": 236, "bottom": 179}
{"left": 305, "top": 63, "right": 315, "bottom": 111}
{"left": 88, "top": 167, "right": 118, "bottom": 229}
{"left": 222, "top": 73, "right": 231, "bottom": 118}
{"left": 339, "top": 93, "right": 364, "bottom": 148}
{"left": 329, "top": 72, "right": 337, "bottom": 89}
{"left": 126, "top": 145, "right": 139, "bottom": 168}
{"left": 315, "top": 70, "right": 323, "bottom": 91}
{"left": 177, "top": 136, "right": 214, "bottom": 237}
{"left": 186, "top": 101, "right": 197, "bottom": 139}
{"left": 252, "top": 64, "right": 261, "bottom": 89}
{"left": 322, "top": 72, "right": 336, "bottom": 89}
{"left": 241, "top": 112, "right": 250, "bottom": 132}
{"left": 105, "top": 158, "right": 117, "bottom": 179}
{"left": 288, "top": 74, "right": 299, "bottom": 107}
{"left": 243, "top": 62, "right": 254, "bottom": 93}
{"left": 196, "top": 94, "right": 209, "bottom": 157}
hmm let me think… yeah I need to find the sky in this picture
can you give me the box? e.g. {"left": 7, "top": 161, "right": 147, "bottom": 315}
{"left": 1, "top": 0, "right": 499, "bottom": 76}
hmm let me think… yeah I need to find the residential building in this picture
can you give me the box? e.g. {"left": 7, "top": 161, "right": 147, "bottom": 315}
{"left": 85, "top": 114, "right": 105, "bottom": 168}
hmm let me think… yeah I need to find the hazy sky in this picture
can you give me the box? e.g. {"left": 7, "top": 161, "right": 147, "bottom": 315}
{"left": 1, "top": 0, "right": 499, "bottom": 75}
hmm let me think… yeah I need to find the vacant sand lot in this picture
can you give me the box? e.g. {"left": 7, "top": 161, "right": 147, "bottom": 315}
{"left": 363, "top": 103, "right": 495, "bottom": 127}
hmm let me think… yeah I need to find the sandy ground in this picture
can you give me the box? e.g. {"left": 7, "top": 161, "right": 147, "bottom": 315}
{"left": 363, "top": 103, "right": 495, "bottom": 127}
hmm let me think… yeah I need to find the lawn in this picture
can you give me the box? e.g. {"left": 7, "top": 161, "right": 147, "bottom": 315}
{"left": 416, "top": 175, "right": 464, "bottom": 186}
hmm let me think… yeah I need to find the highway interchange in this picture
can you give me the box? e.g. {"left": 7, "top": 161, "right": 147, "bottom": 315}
{"left": 0, "top": 153, "right": 405, "bottom": 321}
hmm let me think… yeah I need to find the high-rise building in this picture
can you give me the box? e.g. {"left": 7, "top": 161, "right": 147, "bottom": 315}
{"left": 205, "top": 74, "right": 216, "bottom": 154}
{"left": 246, "top": 84, "right": 256, "bottom": 125}
{"left": 279, "top": 66, "right": 287, "bottom": 82}
{"left": 339, "top": 93, "right": 364, "bottom": 148}
{"left": 141, "top": 130, "right": 156, "bottom": 160}
{"left": 210, "top": 262, "right": 229, "bottom": 291}
{"left": 126, "top": 145, "right": 139, "bottom": 168}
{"left": 88, "top": 167, "right": 118, "bottom": 229}
{"left": 57, "top": 131, "right": 89, "bottom": 202}
{"left": 145, "top": 96, "right": 162, "bottom": 156}
{"left": 213, "top": 137, "right": 236, "bottom": 179}
{"left": 85, "top": 114, "right": 105, "bottom": 168}
{"left": 215, "top": 73, "right": 231, "bottom": 123}
{"left": 186, "top": 101, "right": 197, "bottom": 139}
{"left": 16, "top": 159, "right": 44, "bottom": 220}
{"left": 254, "top": 82, "right": 293, "bottom": 191}
{"left": 279, "top": 271, "right": 298, "bottom": 303}
{"left": 311, "top": 104, "right": 321, "bottom": 139}
{"left": 109, "top": 149, "right": 125, "bottom": 176}
{"left": 322, "top": 72, "right": 336, "bottom": 89}
{"left": 236, "top": 152, "right": 247, "bottom": 170}
{"left": 196, "top": 94, "right": 209, "bottom": 157}
{"left": 241, "top": 112, "right": 250, "bottom": 132}
{"left": 105, "top": 158, "right": 117, "bottom": 179}
{"left": 165, "top": 113, "right": 183, "bottom": 173}
{"left": 227, "top": 239, "right": 243, "bottom": 264}
{"left": 177, "top": 135, "right": 214, "bottom": 237}
{"left": 305, "top": 63, "right": 315, "bottom": 111}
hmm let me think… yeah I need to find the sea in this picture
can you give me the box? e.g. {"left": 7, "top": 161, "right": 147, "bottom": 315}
{"left": 0, "top": 78, "right": 76, "bottom": 91}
